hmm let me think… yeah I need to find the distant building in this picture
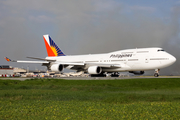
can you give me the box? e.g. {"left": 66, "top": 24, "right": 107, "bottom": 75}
{"left": 13, "top": 67, "right": 27, "bottom": 74}
{"left": 0, "top": 65, "right": 14, "bottom": 75}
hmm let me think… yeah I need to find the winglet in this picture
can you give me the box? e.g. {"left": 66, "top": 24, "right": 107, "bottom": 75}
{"left": 43, "top": 35, "right": 66, "bottom": 57}
{"left": 4, "top": 57, "right": 11, "bottom": 62}
{"left": 4, "top": 57, "right": 17, "bottom": 62}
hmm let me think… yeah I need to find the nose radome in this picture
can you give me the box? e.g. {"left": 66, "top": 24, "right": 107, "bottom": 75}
{"left": 171, "top": 55, "right": 176, "bottom": 63}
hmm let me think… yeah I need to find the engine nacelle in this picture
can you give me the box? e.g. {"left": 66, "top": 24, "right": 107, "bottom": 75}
{"left": 88, "top": 66, "right": 102, "bottom": 74}
{"left": 129, "top": 71, "right": 144, "bottom": 75}
{"left": 50, "top": 64, "right": 64, "bottom": 72}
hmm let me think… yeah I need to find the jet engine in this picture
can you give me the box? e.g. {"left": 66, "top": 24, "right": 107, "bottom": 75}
{"left": 50, "top": 64, "right": 64, "bottom": 72}
{"left": 129, "top": 71, "right": 144, "bottom": 75}
{"left": 88, "top": 66, "right": 102, "bottom": 74}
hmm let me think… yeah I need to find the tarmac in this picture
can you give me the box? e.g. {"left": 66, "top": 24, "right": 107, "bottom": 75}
{"left": 0, "top": 76, "right": 180, "bottom": 81}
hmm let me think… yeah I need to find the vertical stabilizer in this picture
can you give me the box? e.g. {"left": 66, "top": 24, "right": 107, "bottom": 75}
{"left": 43, "top": 35, "right": 65, "bottom": 57}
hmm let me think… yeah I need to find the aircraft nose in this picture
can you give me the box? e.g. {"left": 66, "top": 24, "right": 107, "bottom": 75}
{"left": 170, "top": 55, "right": 176, "bottom": 63}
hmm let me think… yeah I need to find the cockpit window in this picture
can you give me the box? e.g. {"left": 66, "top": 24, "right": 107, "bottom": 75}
{"left": 158, "top": 49, "right": 165, "bottom": 52}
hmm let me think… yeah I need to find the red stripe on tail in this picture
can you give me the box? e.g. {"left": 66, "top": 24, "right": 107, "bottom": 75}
{"left": 43, "top": 36, "right": 56, "bottom": 57}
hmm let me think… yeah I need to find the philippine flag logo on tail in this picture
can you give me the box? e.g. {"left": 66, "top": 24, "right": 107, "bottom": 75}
{"left": 43, "top": 35, "right": 65, "bottom": 57}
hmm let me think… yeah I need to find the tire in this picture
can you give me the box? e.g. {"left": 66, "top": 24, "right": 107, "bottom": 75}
{"left": 154, "top": 73, "right": 159, "bottom": 77}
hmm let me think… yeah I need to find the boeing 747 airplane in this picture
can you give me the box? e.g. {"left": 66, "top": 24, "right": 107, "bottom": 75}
{"left": 5, "top": 35, "right": 176, "bottom": 77}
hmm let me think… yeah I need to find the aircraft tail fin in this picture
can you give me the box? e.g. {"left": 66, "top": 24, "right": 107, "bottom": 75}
{"left": 43, "top": 35, "right": 66, "bottom": 57}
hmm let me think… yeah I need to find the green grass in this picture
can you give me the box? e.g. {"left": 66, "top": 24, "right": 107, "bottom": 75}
{"left": 0, "top": 78, "right": 180, "bottom": 119}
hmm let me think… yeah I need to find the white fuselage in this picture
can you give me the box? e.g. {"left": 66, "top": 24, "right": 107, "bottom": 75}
{"left": 46, "top": 47, "right": 176, "bottom": 72}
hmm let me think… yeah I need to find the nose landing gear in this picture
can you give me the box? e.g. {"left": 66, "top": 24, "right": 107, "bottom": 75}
{"left": 154, "top": 69, "right": 160, "bottom": 77}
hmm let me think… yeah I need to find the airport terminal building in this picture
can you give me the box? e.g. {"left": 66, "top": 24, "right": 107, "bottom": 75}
{"left": 0, "top": 65, "right": 14, "bottom": 75}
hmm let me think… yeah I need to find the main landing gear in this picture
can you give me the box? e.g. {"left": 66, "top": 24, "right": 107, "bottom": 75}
{"left": 90, "top": 72, "right": 106, "bottom": 77}
{"left": 111, "top": 72, "right": 120, "bottom": 77}
{"left": 90, "top": 72, "right": 120, "bottom": 77}
{"left": 154, "top": 69, "right": 160, "bottom": 77}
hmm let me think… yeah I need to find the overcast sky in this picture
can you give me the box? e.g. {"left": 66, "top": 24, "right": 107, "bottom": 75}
{"left": 0, "top": 0, "right": 180, "bottom": 74}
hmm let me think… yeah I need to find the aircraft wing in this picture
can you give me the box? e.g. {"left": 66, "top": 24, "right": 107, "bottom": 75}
{"left": 16, "top": 61, "right": 49, "bottom": 63}
{"left": 4, "top": 57, "right": 85, "bottom": 65}
{"left": 56, "top": 62, "right": 85, "bottom": 66}
{"left": 5, "top": 57, "right": 122, "bottom": 69}
{"left": 4, "top": 57, "right": 49, "bottom": 64}
{"left": 53, "top": 62, "right": 121, "bottom": 68}
{"left": 26, "top": 57, "right": 56, "bottom": 62}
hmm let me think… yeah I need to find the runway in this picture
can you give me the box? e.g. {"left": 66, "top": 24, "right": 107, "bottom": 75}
{"left": 58, "top": 76, "right": 180, "bottom": 80}
{"left": 0, "top": 76, "right": 180, "bottom": 81}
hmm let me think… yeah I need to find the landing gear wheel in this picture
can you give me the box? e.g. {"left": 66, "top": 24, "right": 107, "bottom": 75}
{"left": 154, "top": 69, "right": 160, "bottom": 77}
{"left": 154, "top": 73, "right": 159, "bottom": 77}
{"left": 91, "top": 73, "right": 106, "bottom": 77}
{"left": 111, "top": 72, "right": 119, "bottom": 77}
